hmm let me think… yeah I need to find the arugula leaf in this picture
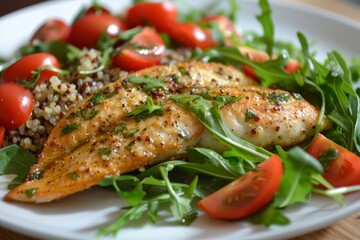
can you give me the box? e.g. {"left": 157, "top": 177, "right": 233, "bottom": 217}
{"left": 171, "top": 94, "right": 272, "bottom": 162}
{"left": 97, "top": 27, "right": 143, "bottom": 51}
{"left": 256, "top": 0, "right": 274, "bottom": 57}
{"left": 298, "top": 32, "right": 360, "bottom": 154}
{"left": 126, "top": 96, "right": 164, "bottom": 121}
{"left": 248, "top": 203, "right": 289, "bottom": 227}
{"left": 0, "top": 145, "right": 37, "bottom": 189}
{"left": 274, "top": 146, "right": 323, "bottom": 208}
{"left": 192, "top": 46, "right": 301, "bottom": 89}
{"left": 17, "top": 40, "right": 81, "bottom": 65}
{"left": 159, "top": 165, "right": 198, "bottom": 225}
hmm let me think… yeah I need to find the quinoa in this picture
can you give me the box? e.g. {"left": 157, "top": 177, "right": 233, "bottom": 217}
{"left": 3, "top": 48, "right": 192, "bottom": 155}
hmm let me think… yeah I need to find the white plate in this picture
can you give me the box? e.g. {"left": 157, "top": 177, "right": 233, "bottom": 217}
{"left": 1, "top": 0, "right": 360, "bottom": 239}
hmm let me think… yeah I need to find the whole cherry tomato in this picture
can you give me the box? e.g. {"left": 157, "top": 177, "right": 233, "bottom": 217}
{"left": 126, "top": 2, "right": 177, "bottom": 32}
{"left": 2, "top": 53, "right": 60, "bottom": 84}
{"left": 30, "top": 19, "right": 70, "bottom": 43}
{"left": 0, "top": 83, "right": 35, "bottom": 130}
{"left": 68, "top": 14, "right": 127, "bottom": 49}
{"left": 169, "top": 23, "right": 215, "bottom": 50}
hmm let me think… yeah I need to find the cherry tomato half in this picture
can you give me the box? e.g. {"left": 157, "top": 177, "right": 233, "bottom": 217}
{"left": 0, "top": 83, "right": 35, "bottom": 130}
{"left": 126, "top": 2, "right": 177, "bottom": 32}
{"left": 308, "top": 134, "right": 360, "bottom": 188}
{"left": 68, "top": 14, "right": 127, "bottom": 49}
{"left": 197, "top": 154, "right": 283, "bottom": 220}
{"left": 30, "top": 19, "right": 70, "bottom": 43}
{"left": 1, "top": 53, "right": 60, "bottom": 84}
{"left": 0, "top": 126, "right": 4, "bottom": 147}
{"left": 113, "top": 27, "right": 165, "bottom": 72}
{"left": 169, "top": 23, "right": 215, "bottom": 50}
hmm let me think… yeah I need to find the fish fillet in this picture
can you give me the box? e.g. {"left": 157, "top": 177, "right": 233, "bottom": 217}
{"left": 4, "top": 62, "right": 330, "bottom": 203}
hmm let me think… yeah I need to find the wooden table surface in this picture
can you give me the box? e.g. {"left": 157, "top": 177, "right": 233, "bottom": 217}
{"left": 1, "top": 0, "right": 360, "bottom": 239}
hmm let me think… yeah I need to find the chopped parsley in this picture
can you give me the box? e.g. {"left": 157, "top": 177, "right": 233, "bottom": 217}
{"left": 264, "top": 92, "right": 291, "bottom": 104}
{"left": 318, "top": 148, "right": 339, "bottom": 168}
{"left": 126, "top": 96, "right": 164, "bottom": 121}
{"left": 123, "top": 128, "right": 139, "bottom": 138}
{"left": 128, "top": 76, "right": 167, "bottom": 92}
{"left": 113, "top": 123, "right": 127, "bottom": 133}
{"left": 25, "top": 188, "right": 38, "bottom": 198}
{"left": 67, "top": 172, "right": 79, "bottom": 180}
{"left": 98, "top": 148, "right": 111, "bottom": 157}
{"left": 125, "top": 141, "right": 135, "bottom": 151}
{"left": 89, "top": 87, "right": 116, "bottom": 106}
{"left": 61, "top": 122, "right": 80, "bottom": 136}
{"left": 245, "top": 108, "right": 256, "bottom": 121}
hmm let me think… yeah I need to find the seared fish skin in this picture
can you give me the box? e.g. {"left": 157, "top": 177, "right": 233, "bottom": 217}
{"left": 5, "top": 63, "right": 330, "bottom": 203}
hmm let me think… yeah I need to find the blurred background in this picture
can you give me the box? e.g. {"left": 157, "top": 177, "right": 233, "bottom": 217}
{"left": 1, "top": 0, "right": 360, "bottom": 22}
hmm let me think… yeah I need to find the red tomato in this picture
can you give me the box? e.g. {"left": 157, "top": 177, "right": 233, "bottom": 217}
{"left": 169, "top": 23, "right": 215, "bottom": 50}
{"left": 0, "top": 126, "right": 4, "bottom": 147}
{"left": 113, "top": 27, "right": 165, "bottom": 72}
{"left": 68, "top": 14, "right": 127, "bottom": 49}
{"left": 197, "top": 154, "right": 283, "bottom": 219}
{"left": 0, "top": 83, "right": 35, "bottom": 130}
{"left": 1, "top": 53, "right": 60, "bottom": 84}
{"left": 284, "top": 59, "right": 300, "bottom": 73}
{"left": 308, "top": 134, "right": 360, "bottom": 188}
{"left": 126, "top": 2, "right": 177, "bottom": 32}
{"left": 201, "top": 14, "right": 241, "bottom": 45}
{"left": 85, "top": 5, "right": 111, "bottom": 15}
{"left": 30, "top": 19, "right": 70, "bottom": 43}
{"left": 238, "top": 47, "right": 300, "bottom": 79}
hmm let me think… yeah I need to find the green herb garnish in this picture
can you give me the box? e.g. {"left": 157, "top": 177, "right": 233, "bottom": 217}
{"left": 123, "top": 128, "right": 139, "bottom": 138}
{"left": 245, "top": 108, "right": 256, "bottom": 121}
{"left": 61, "top": 122, "right": 80, "bottom": 136}
{"left": 67, "top": 172, "right": 79, "bottom": 180}
{"left": 25, "top": 188, "right": 38, "bottom": 198}
{"left": 0, "top": 145, "right": 37, "bottom": 189}
{"left": 128, "top": 76, "right": 167, "bottom": 92}
{"left": 114, "top": 123, "right": 127, "bottom": 133}
{"left": 98, "top": 148, "right": 111, "bottom": 157}
{"left": 126, "top": 96, "right": 164, "bottom": 121}
{"left": 318, "top": 148, "right": 339, "bottom": 169}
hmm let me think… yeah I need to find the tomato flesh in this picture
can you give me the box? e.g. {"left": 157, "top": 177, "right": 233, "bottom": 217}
{"left": 126, "top": 2, "right": 177, "bottom": 32}
{"left": 0, "top": 83, "right": 35, "bottom": 130}
{"left": 197, "top": 154, "right": 283, "bottom": 220}
{"left": 113, "top": 27, "right": 165, "bottom": 71}
{"left": 1, "top": 53, "right": 60, "bottom": 84}
{"left": 0, "top": 126, "right": 4, "bottom": 147}
{"left": 30, "top": 19, "right": 70, "bottom": 43}
{"left": 68, "top": 14, "right": 127, "bottom": 49}
{"left": 308, "top": 134, "right": 360, "bottom": 188}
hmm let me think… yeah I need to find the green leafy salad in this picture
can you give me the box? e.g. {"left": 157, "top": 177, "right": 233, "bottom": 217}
{"left": 0, "top": 0, "right": 360, "bottom": 237}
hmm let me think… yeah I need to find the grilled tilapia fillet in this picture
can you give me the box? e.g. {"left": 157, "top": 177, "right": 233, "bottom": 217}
{"left": 38, "top": 62, "right": 257, "bottom": 168}
{"left": 5, "top": 101, "right": 204, "bottom": 202}
{"left": 5, "top": 85, "right": 330, "bottom": 203}
{"left": 198, "top": 87, "right": 331, "bottom": 151}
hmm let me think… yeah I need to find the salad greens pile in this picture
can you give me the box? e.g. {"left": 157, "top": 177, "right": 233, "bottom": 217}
{"left": 1, "top": 0, "right": 360, "bottom": 236}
